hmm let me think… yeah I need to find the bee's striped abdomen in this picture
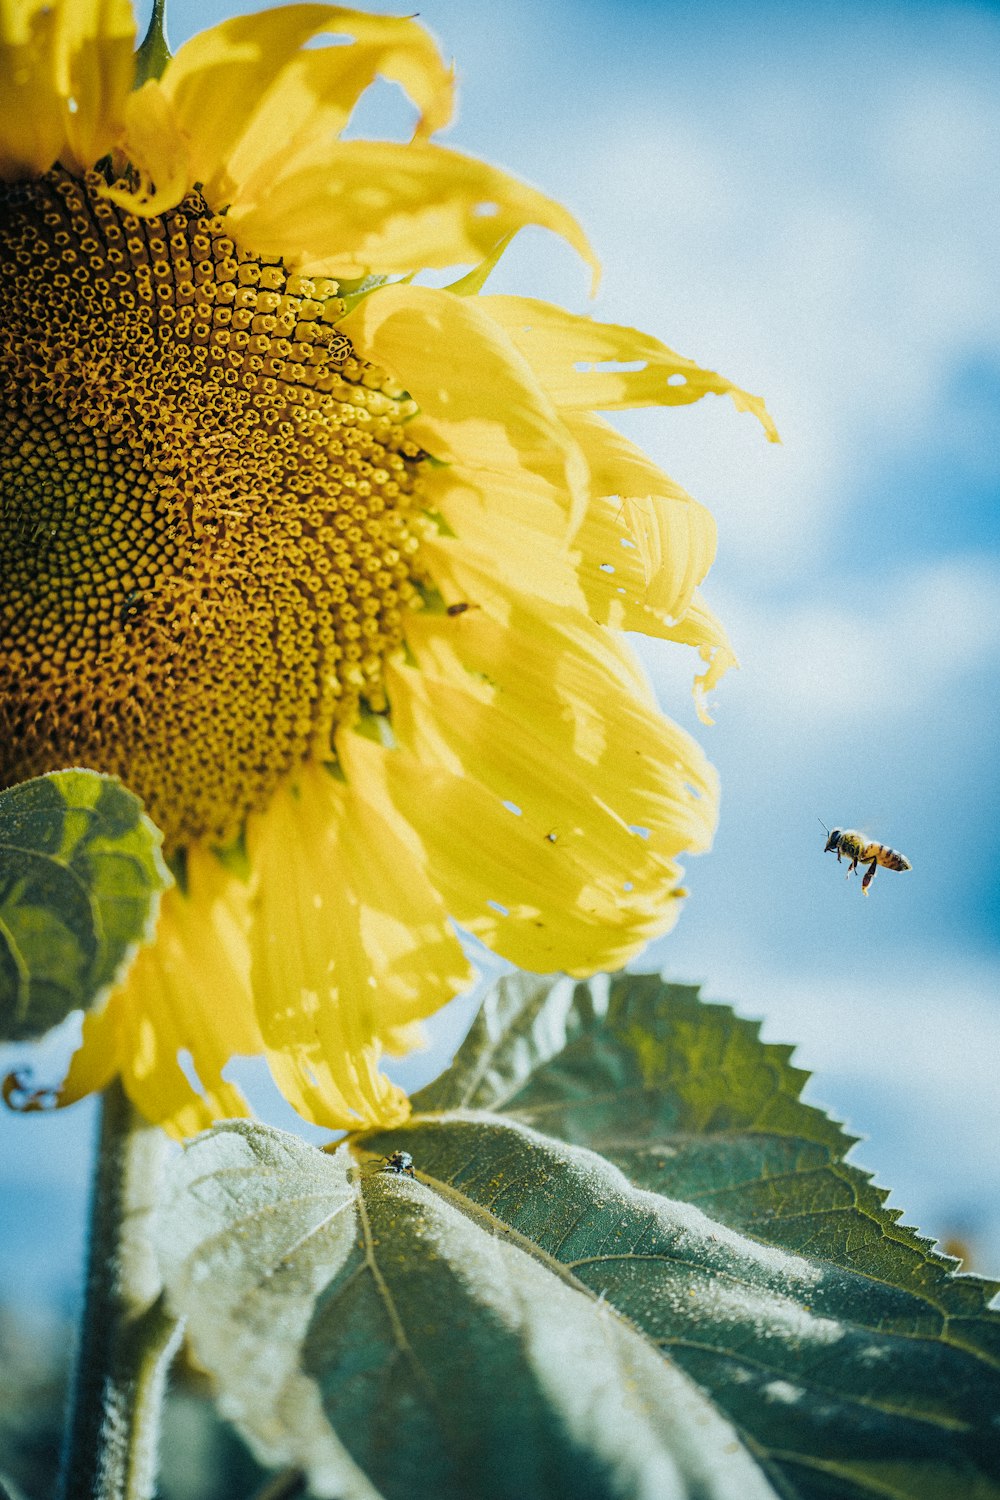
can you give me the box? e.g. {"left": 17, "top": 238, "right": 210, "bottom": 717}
{"left": 874, "top": 844, "right": 911, "bottom": 872}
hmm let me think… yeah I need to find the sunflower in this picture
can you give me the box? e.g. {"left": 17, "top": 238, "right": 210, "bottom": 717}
{"left": 0, "top": 0, "right": 776, "bottom": 1138}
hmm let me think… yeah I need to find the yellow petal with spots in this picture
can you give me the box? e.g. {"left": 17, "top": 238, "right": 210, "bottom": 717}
{"left": 246, "top": 761, "right": 472, "bottom": 1131}
{"left": 343, "top": 716, "right": 688, "bottom": 980}
{"left": 342, "top": 283, "right": 590, "bottom": 529}
{"left": 0, "top": 0, "right": 134, "bottom": 179}
{"left": 230, "top": 139, "right": 598, "bottom": 285}
{"left": 482, "top": 295, "right": 779, "bottom": 439}
{"left": 398, "top": 602, "right": 717, "bottom": 858}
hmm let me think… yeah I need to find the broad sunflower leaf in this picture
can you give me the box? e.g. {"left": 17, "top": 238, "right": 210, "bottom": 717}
{"left": 391, "top": 972, "right": 1000, "bottom": 1499}
{"left": 158, "top": 1120, "right": 780, "bottom": 1500}
{"left": 0, "top": 770, "right": 169, "bottom": 1041}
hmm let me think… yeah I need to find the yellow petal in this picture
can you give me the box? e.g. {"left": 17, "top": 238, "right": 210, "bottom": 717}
{"left": 0, "top": 0, "right": 134, "bottom": 179}
{"left": 481, "top": 295, "right": 780, "bottom": 439}
{"left": 342, "top": 283, "right": 590, "bottom": 530}
{"left": 104, "top": 78, "right": 191, "bottom": 215}
{"left": 56, "top": 0, "right": 135, "bottom": 171}
{"left": 57, "top": 993, "right": 121, "bottom": 1104}
{"left": 341, "top": 597, "right": 717, "bottom": 975}
{"left": 156, "top": 6, "right": 453, "bottom": 212}
{"left": 659, "top": 590, "right": 740, "bottom": 726}
{"left": 60, "top": 847, "right": 258, "bottom": 1137}
{"left": 567, "top": 411, "right": 717, "bottom": 624}
{"left": 246, "top": 760, "right": 472, "bottom": 1131}
{"left": 116, "top": 846, "right": 257, "bottom": 1137}
{"left": 344, "top": 712, "right": 688, "bottom": 980}
{"left": 230, "top": 140, "right": 598, "bottom": 286}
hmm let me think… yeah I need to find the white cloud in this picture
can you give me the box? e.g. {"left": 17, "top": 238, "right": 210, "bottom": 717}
{"left": 550, "top": 30, "right": 1000, "bottom": 579}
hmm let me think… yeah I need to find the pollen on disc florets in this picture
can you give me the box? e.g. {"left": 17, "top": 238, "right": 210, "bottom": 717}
{"left": 0, "top": 169, "right": 433, "bottom": 850}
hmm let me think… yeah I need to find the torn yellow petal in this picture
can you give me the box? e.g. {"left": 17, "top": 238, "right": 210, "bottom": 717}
{"left": 230, "top": 140, "right": 598, "bottom": 286}
{"left": 0, "top": 0, "right": 134, "bottom": 179}
{"left": 346, "top": 599, "right": 719, "bottom": 973}
{"left": 660, "top": 590, "right": 740, "bottom": 726}
{"left": 62, "top": 847, "right": 257, "bottom": 1136}
{"left": 568, "top": 411, "right": 717, "bottom": 623}
{"left": 398, "top": 601, "right": 717, "bottom": 854}
{"left": 246, "top": 761, "right": 471, "bottom": 1131}
{"left": 342, "top": 283, "right": 589, "bottom": 531}
{"left": 481, "top": 295, "right": 779, "bottom": 439}
{"left": 342, "top": 719, "right": 689, "bottom": 979}
{"left": 151, "top": 6, "right": 453, "bottom": 217}
{"left": 115, "top": 845, "right": 257, "bottom": 1138}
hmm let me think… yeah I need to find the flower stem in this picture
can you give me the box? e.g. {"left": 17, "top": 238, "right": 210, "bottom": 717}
{"left": 59, "top": 1080, "right": 181, "bottom": 1500}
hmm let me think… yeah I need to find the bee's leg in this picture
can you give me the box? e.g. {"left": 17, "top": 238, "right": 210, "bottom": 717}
{"left": 862, "top": 858, "right": 878, "bottom": 894}
{"left": 836, "top": 850, "right": 843, "bottom": 863}
{"left": 847, "top": 856, "right": 858, "bottom": 880}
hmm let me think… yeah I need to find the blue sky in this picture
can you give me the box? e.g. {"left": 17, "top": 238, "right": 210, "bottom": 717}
{"left": 3, "top": 0, "right": 998, "bottom": 1309}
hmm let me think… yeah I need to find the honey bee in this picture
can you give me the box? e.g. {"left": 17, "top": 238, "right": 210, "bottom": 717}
{"left": 820, "top": 822, "right": 912, "bottom": 895}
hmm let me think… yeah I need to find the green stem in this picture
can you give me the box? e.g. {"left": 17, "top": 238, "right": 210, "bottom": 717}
{"left": 59, "top": 1080, "right": 181, "bottom": 1500}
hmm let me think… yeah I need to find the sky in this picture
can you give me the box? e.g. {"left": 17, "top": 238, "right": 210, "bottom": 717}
{"left": 2, "top": 0, "right": 998, "bottom": 1312}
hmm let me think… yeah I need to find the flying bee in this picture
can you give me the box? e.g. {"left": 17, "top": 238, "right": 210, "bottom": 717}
{"left": 820, "top": 822, "right": 912, "bottom": 895}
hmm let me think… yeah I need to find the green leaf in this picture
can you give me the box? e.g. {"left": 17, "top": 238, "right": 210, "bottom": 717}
{"left": 397, "top": 972, "right": 1000, "bottom": 1498}
{"left": 0, "top": 770, "right": 170, "bottom": 1040}
{"left": 160, "top": 977, "right": 1000, "bottom": 1500}
{"left": 159, "top": 1121, "right": 781, "bottom": 1500}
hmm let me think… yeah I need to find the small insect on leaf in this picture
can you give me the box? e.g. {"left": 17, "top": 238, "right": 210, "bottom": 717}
{"left": 821, "top": 824, "right": 912, "bottom": 896}
{"left": 383, "top": 1150, "right": 415, "bottom": 1176}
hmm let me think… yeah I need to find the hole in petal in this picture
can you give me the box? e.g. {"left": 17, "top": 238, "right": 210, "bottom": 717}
{"left": 600, "top": 563, "right": 615, "bottom": 574}
{"left": 628, "top": 824, "right": 651, "bottom": 839}
{"left": 486, "top": 898, "right": 510, "bottom": 917}
{"left": 177, "top": 1048, "right": 207, "bottom": 1098}
{"left": 667, "top": 373, "right": 687, "bottom": 386}
{"left": 502, "top": 799, "right": 523, "bottom": 816}
{"left": 473, "top": 201, "right": 500, "bottom": 218}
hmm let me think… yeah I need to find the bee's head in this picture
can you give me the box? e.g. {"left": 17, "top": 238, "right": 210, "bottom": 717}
{"left": 824, "top": 828, "right": 841, "bottom": 852}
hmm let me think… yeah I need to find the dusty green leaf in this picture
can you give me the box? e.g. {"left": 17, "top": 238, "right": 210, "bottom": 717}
{"left": 162, "top": 977, "right": 1000, "bottom": 1500}
{"left": 159, "top": 1120, "right": 780, "bottom": 1500}
{"left": 394, "top": 972, "right": 1000, "bottom": 1498}
{"left": 0, "top": 770, "right": 169, "bottom": 1040}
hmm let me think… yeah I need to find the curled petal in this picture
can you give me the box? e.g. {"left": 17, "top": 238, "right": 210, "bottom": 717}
{"left": 231, "top": 140, "right": 598, "bottom": 284}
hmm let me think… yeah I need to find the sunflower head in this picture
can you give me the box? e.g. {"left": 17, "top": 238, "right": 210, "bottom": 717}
{"left": 0, "top": 0, "right": 774, "bottom": 1139}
